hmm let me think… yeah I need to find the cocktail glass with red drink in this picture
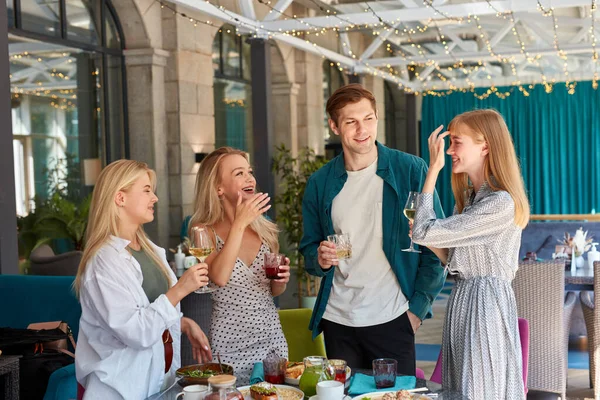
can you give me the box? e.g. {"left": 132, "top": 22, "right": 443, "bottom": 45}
{"left": 263, "top": 252, "right": 284, "bottom": 279}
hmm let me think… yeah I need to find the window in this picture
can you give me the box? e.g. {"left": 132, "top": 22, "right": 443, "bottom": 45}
{"left": 212, "top": 25, "right": 253, "bottom": 158}
{"left": 8, "top": 0, "right": 126, "bottom": 215}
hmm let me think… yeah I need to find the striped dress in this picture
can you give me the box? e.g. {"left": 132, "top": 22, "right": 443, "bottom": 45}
{"left": 412, "top": 182, "right": 525, "bottom": 400}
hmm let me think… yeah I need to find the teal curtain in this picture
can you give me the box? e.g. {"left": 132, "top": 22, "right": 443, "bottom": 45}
{"left": 420, "top": 81, "right": 600, "bottom": 216}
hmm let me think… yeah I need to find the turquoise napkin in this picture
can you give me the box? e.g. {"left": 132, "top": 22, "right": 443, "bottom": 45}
{"left": 250, "top": 362, "right": 264, "bottom": 384}
{"left": 348, "top": 373, "right": 417, "bottom": 396}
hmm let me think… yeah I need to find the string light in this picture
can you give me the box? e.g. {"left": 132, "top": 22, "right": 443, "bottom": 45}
{"left": 154, "top": 0, "right": 597, "bottom": 99}
{"left": 483, "top": 1, "right": 549, "bottom": 97}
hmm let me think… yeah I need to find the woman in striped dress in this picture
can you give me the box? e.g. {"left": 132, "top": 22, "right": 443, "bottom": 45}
{"left": 412, "top": 109, "right": 529, "bottom": 400}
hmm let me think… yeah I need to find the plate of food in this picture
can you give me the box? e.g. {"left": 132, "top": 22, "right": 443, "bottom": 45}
{"left": 352, "top": 389, "right": 433, "bottom": 400}
{"left": 284, "top": 362, "right": 304, "bottom": 385}
{"left": 176, "top": 362, "right": 234, "bottom": 386}
{"left": 284, "top": 363, "right": 352, "bottom": 386}
{"left": 238, "top": 383, "right": 304, "bottom": 400}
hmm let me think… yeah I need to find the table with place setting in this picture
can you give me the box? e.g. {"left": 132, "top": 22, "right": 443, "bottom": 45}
{"left": 146, "top": 363, "right": 468, "bottom": 400}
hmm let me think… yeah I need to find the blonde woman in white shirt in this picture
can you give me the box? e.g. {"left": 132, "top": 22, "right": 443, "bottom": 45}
{"left": 74, "top": 160, "right": 212, "bottom": 400}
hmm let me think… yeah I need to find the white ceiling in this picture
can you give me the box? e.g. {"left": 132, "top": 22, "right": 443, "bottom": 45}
{"left": 168, "top": 0, "right": 600, "bottom": 94}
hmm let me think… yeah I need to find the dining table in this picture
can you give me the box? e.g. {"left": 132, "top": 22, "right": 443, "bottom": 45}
{"left": 146, "top": 368, "right": 469, "bottom": 400}
{"left": 565, "top": 267, "right": 594, "bottom": 291}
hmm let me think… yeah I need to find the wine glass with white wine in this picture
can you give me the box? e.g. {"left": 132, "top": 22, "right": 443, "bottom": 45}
{"left": 189, "top": 226, "right": 218, "bottom": 294}
{"left": 401, "top": 191, "right": 421, "bottom": 253}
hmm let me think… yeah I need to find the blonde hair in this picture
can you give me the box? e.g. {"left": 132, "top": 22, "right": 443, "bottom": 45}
{"left": 74, "top": 160, "right": 172, "bottom": 296}
{"left": 189, "top": 147, "right": 279, "bottom": 252}
{"left": 448, "top": 109, "right": 530, "bottom": 228}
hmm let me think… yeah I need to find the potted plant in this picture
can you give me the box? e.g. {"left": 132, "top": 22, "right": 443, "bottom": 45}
{"left": 272, "top": 145, "right": 328, "bottom": 308}
{"left": 16, "top": 155, "right": 91, "bottom": 273}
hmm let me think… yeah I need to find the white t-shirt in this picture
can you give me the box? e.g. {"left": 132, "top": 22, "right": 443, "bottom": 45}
{"left": 322, "top": 159, "right": 408, "bottom": 327}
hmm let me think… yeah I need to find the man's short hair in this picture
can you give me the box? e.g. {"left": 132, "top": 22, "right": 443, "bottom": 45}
{"left": 326, "top": 84, "right": 377, "bottom": 127}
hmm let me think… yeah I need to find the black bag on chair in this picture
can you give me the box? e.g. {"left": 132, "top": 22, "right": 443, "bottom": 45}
{"left": 0, "top": 327, "right": 75, "bottom": 400}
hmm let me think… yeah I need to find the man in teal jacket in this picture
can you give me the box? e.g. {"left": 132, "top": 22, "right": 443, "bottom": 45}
{"left": 299, "top": 84, "right": 445, "bottom": 373}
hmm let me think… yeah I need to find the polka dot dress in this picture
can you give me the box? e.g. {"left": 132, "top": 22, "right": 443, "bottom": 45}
{"left": 209, "top": 234, "right": 288, "bottom": 385}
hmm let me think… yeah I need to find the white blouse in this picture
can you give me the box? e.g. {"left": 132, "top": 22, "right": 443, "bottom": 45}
{"left": 76, "top": 236, "right": 182, "bottom": 399}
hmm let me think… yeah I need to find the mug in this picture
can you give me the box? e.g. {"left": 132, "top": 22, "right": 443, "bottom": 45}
{"left": 176, "top": 384, "right": 209, "bottom": 400}
{"left": 316, "top": 380, "right": 344, "bottom": 400}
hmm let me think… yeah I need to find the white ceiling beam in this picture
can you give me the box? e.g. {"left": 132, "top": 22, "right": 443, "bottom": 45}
{"left": 418, "top": 64, "right": 438, "bottom": 81}
{"left": 514, "top": 12, "right": 590, "bottom": 28}
{"left": 339, "top": 32, "right": 353, "bottom": 57}
{"left": 516, "top": 61, "right": 531, "bottom": 74}
{"left": 425, "top": 70, "right": 599, "bottom": 90}
{"left": 238, "top": 0, "right": 257, "bottom": 20}
{"left": 520, "top": 20, "right": 555, "bottom": 47}
{"left": 365, "top": 42, "right": 595, "bottom": 67}
{"left": 399, "top": 44, "right": 422, "bottom": 56}
{"left": 168, "top": 0, "right": 357, "bottom": 65}
{"left": 439, "top": 29, "right": 471, "bottom": 52}
{"left": 169, "top": 0, "right": 260, "bottom": 30}
{"left": 569, "top": 27, "right": 589, "bottom": 44}
{"left": 263, "top": 0, "right": 295, "bottom": 22}
{"left": 398, "top": 0, "right": 418, "bottom": 7}
{"left": 489, "top": 19, "right": 518, "bottom": 48}
{"left": 422, "top": 41, "right": 458, "bottom": 55}
{"left": 261, "top": 0, "right": 592, "bottom": 32}
{"left": 353, "top": 65, "right": 417, "bottom": 89}
{"left": 275, "top": 34, "right": 357, "bottom": 67}
{"left": 359, "top": 22, "right": 402, "bottom": 60}
{"left": 400, "top": 66, "right": 410, "bottom": 80}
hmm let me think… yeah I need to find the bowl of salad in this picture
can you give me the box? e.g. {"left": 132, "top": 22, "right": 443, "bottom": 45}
{"left": 176, "top": 362, "right": 235, "bottom": 386}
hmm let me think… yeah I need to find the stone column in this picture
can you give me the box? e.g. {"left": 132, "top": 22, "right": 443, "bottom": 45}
{"left": 162, "top": 9, "right": 216, "bottom": 249}
{"left": 124, "top": 48, "right": 170, "bottom": 247}
{"left": 295, "top": 50, "right": 324, "bottom": 154}
{"left": 364, "top": 75, "right": 386, "bottom": 145}
{"left": 272, "top": 82, "right": 300, "bottom": 156}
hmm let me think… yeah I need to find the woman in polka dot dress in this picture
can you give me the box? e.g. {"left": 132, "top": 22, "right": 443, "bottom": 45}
{"left": 188, "top": 147, "right": 289, "bottom": 385}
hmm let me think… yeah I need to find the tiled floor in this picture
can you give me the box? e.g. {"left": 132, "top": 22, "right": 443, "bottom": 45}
{"left": 415, "top": 287, "right": 595, "bottom": 399}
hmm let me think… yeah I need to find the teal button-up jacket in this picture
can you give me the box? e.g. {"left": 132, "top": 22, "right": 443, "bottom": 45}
{"left": 299, "top": 142, "right": 446, "bottom": 339}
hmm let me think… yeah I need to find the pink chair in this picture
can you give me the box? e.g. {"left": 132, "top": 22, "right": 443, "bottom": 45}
{"left": 415, "top": 317, "right": 529, "bottom": 394}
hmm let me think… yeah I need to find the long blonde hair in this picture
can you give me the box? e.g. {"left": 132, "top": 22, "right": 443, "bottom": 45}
{"left": 74, "top": 160, "right": 172, "bottom": 296}
{"left": 448, "top": 109, "right": 530, "bottom": 228}
{"left": 189, "top": 147, "right": 279, "bottom": 252}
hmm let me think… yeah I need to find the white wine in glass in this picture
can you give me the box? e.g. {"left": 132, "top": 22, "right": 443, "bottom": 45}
{"left": 189, "top": 247, "right": 215, "bottom": 259}
{"left": 190, "top": 226, "right": 218, "bottom": 294}
{"left": 402, "top": 191, "right": 421, "bottom": 253}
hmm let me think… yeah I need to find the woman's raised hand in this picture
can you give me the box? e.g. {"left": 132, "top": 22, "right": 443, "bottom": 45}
{"left": 234, "top": 192, "right": 271, "bottom": 228}
{"left": 428, "top": 125, "right": 450, "bottom": 172}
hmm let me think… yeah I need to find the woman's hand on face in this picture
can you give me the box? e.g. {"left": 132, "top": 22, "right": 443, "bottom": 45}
{"left": 272, "top": 257, "right": 290, "bottom": 285}
{"left": 177, "top": 263, "right": 209, "bottom": 295}
{"left": 234, "top": 192, "right": 271, "bottom": 228}
{"left": 428, "top": 125, "right": 450, "bottom": 172}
